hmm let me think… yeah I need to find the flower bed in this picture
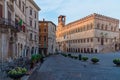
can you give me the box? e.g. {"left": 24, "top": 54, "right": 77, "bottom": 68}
{"left": 91, "top": 57, "right": 99, "bottom": 64}
{"left": 113, "top": 58, "right": 120, "bottom": 66}
{"left": 8, "top": 67, "right": 27, "bottom": 80}
{"left": 82, "top": 57, "right": 88, "bottom": 61}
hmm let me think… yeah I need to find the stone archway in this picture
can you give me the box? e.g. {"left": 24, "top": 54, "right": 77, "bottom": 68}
{"left": 81, "top": 48, "right": 83, "bottom": 53}
{"left": 87, "top": 48, "right": 90, "bottom": 53}
{"left": 95, "top": 49, "right": 98, "bottom": 53}
{"left": 91, "top": 48, "right": 93, "bottom": 53}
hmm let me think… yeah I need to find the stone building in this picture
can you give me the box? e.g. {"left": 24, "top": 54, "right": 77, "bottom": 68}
{"left": 0, "top": 0, "right": 40, "bottom": 61}
{"left": 39, "top": 19, "right": 56, "bottom": 56}
{"left": 0, "top": 0, "right": 20, "bottom": 61}
{"left": 13, "top": 0, "right": 40, "bottom": 58}
{"left": 56, "top": 13, "right": 120, "bottom": 53}
{"left": 25, "top": 0, "right": 40, "bottom": 57}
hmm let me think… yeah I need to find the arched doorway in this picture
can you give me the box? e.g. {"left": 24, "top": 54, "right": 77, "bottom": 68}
{"left": 31, "top": 47, "right": 34, "bottom": 55}
{"left": 87, "top": 48, "right": 90, "bottom": 53}
{"left": 95, "top": 49, "right": 97, "bottom": 53}
{"left": 84, "top": 48, "right": 86, "bottom": 53}
{"left": 26, "top": 47, "right": 30, "bottom": 57}
{"left": 115, "top": 44, "right": 117, "bottom": 51}
{"left": 81, "top": 48, "right": 83, "bottom": 53}
{"left": 76, "top": 49, "right": 77, "bottom": 53}
{"left": 91, "top": 48, "right": 93, "bottom": 53}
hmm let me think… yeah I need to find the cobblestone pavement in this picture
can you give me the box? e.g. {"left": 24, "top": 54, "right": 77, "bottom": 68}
{"left": 28, "top": 53, "right": 120, "bottom": 80}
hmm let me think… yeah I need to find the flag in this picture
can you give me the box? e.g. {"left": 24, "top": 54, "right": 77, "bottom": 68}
{"left": 18, "top": 19, "right": 23, "bottom": 26}
{"left": 22, "top": 25, "right": 25, "bottom": 32}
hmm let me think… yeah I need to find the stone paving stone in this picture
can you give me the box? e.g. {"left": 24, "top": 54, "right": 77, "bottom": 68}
{"left": 28, "top": 54, "right": 120, "bottom": 80}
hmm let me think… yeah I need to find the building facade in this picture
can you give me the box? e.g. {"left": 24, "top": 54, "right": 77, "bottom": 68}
{"left": 0, "top": 0, "right": 21, "bottom": 61}
{"left": 56, "top": 13, "right": 120, "bottom": 53}
{"left": 26, "top": 0, "right": 40, "bottom": 57}
{"left": 39, "top": 20, "right": 56, "bottom": 56}
{"left": 0, "top": 0, "right": 40, "bottom": 61}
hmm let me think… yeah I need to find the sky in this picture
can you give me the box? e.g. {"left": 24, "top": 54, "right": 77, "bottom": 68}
{"left": 34, "top": 0, "right": 120, "bottom": 25}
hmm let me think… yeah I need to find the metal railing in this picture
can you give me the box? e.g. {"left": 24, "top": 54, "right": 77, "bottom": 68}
{"left": 0, "top": 18, "right": 21, "bottom": 32}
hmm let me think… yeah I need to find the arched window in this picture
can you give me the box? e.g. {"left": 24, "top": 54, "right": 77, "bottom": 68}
{"left": 87, "top": 24, "right": 89, "bottom": 30}
{"left": 101, "top": 24, "right": 104, "bottom": 30}
{"left": 97, "top": 23, "right": 100, "bottom": 29}
{"left": 91, "top": 23, "right": 93, "bottom": 29}
{"left": 105, "top": 25, "right": 107, "bottom": 30}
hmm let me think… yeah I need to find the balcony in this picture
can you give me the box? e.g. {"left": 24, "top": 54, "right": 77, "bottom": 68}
{"left": 0, "top": 18, "right": 21, "bottom": 32}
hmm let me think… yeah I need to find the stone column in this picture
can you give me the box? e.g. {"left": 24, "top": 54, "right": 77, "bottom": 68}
{"left": 4, "top": 0, "right": 8, "bottom": 19}
{"left": 1, "top": 33, "right": 8, "bottom": 61}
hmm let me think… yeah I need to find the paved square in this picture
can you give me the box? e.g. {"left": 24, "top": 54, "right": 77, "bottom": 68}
{"left": 28, "top": 53, "right": 120, "bottom": 80}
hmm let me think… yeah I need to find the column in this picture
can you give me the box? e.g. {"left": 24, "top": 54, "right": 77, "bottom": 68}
{"left": 4, "top": 0, "right": 8, "bottom": 19}
{"left": 1, "top": 33, "right": 8, "bottom": 61}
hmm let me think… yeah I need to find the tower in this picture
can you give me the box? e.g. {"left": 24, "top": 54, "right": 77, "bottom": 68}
{"left": 58, "top": 15, "right": 66, "bottom": 27}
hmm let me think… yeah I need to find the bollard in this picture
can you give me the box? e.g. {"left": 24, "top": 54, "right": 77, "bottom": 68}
{"left": 79, "top": 54, "right": 82, "bottom": 60}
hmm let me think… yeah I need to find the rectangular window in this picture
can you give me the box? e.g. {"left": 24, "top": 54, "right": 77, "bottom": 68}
{"left": 30, "top": 7, "right": 32, "bottom": 15}
{"left": 44, "top": 36, "right": 46, "bottom": 41}
{"left": 34, "top": 21, "right": 36, "bottom": 29}
{"left": 98, "top": 38, "right": 100, "bottom": 42}
{"left": 87, "top": 38, "right": 89, "bottom": 42}
{"left": 29, "top": 18, "right": 32, "bottom": 26}
{"left": 106, "top": 38, "right": 107, "bottom": 42}
{"left": 35, "top": 11, "right": 37, "bottom": 18}
{"left": 34, "top": 35, "right": 36, "bottom": 41}
{"left": 39, "top": 36, "right": 41, "bottom": 41}
{"left": 91, "top": 38, "right": 93, "bottom": 42}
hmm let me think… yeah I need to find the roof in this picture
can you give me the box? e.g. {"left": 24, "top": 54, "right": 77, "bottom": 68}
{"left": 29, "top": 0, "right": 41, "bottom": 11}
{"left": 39, "top": 21, "right": 56, "bottom": 27}
{"left": 65, "top": 13, "right": 119, "bottom": 26}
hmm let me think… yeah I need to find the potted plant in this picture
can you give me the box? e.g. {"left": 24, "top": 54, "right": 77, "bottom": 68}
{"left": 82, "top": 56, "right": 88, "bottom": 61}
{"left": 62, "top": 54, "right": 67, "bottom": 57}
{"left": 113, "top": 58, "right": 120, "bottom": 66}
{"left": 36, "top": 54, "right": 42, "bottom": 63}
{"left": 30, "top": 54, "right": 37, "bottom": 69}
{"left": 68, "top": 54, "right": 71, "bottom": 57}
{"left": 91, "top": 57, "right": 99, "bottom": 64}
{"left": 8, "top": 67, "right": 27, "bottom": 80}
{"left": 74, "top": 56, "right": 78, "bottom": 59}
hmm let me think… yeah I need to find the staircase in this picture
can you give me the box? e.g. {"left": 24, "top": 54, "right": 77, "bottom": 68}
{"left": 99, "top": 43, "right": 115, "bottom": 53}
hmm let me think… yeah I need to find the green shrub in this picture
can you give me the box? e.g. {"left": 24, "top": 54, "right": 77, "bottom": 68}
{"left": 82, "top": 57, "right": 88, "bottom": 61}
{"left": 68, "top": 54, "right": 71, "bottom": 57}
{"left": 74, "top": 56, "right": 78, "bottom": 59}
{"left": 91, "top": 57, "right": 99, "bottom": 64}
{"left": 8, "top": 67, "right": 27, "bottom": 75}
{"left": 113, "top": 58, "right": 120, "bottom": 66}
{"left": 71, "top": 56, "right": 74, "bottom": 58}
{"left": 31, "top": 54, "right": 37, "bottom": 63}
{"left": 31, "top": 54, "right": 43, "bottom": 63}
{"left": 61, "top": 54, "right": 67, "bottom": 57}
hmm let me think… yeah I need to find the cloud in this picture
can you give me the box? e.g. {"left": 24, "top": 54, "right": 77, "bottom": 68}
{"left": 34, "top": 0, "right": 120, "bottom": 25}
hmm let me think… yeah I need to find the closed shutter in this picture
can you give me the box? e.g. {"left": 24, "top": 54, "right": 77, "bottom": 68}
{"left": 0, "top": 4, "right": 2, "bottom": 18}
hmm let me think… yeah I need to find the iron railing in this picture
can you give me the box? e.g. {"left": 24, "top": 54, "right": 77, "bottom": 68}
{"left": 0, "top": 18, "right": 21, "bottom": 32}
